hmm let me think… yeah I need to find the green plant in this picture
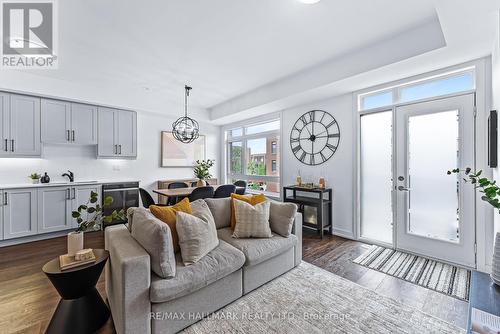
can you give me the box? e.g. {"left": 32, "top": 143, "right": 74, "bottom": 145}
{"left": 448, "top": 167, "right": 500, "bottom": 212}
{"left": 72, "top": 191, "right": 125, "bottom": 232}
{"left": 29, "top": 173, "right": 41, "bottom": 180}
{"left": 194, "top": 159, "right": 214, "bottom": 180}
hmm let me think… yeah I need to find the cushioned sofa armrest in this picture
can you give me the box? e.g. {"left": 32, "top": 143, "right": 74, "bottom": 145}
{"left": 105, "top": 224, "right": 151, "bottom": 334}
{"left": 291, "top": 212, "right": 302, "bottom": 266}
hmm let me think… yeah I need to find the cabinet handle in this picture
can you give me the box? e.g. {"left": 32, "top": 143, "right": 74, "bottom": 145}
{"left": 72, "top": 188, "right": 76, "bottom": 199}
{"left": 10, "top": 139, "right": 14, "bottom": 152}
{"left": 4, "top": 192, "right": 7, "bottom": 206}
{"left": 66, "top": 188, "right": 70, "bottom": 200}
{"left": 66, "top": 130, "right": 70, "bottom": 141}
{"left": 4, "top": 139, "right": 7, "bottom": 152}
{"left": 119, "top": 144, "right": 122, "bottom": 155}
{"left": 72, "top": 130, "right": 75, "bottom": 142}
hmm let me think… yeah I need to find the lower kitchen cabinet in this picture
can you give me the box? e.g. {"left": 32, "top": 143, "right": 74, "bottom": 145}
{"left": 72, "top": 185, "right": 101, "bottom": 228}
{"left": 38, "top": 186, "right": 73, "bottom": 233}
{"left": 0, "top": 190, "right": 3, "bottom": 240}
{"left": 3, "top": 188, "right": 38, "bottom": 239}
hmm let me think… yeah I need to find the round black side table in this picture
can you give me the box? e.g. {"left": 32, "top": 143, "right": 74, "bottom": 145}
{"left": 42, "top": 249, "right": 110, "bottom": 334}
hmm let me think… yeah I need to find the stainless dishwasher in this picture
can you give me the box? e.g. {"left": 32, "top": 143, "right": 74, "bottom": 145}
{"left": 102, "top": 182, "right": 139, "bottom": 227}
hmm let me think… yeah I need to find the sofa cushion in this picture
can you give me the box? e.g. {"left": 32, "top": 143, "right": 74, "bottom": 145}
{"left": 130, "top": 208, "right": 176, "bottom": 278}
{"left": 150, "top": 198, "right": 192, "bottom": 253}
{"left": 230, "top": 193, "right": 267, "bottom": 230}
{"left": 269, "top": 201, "right": 298, "bottom": 237}
{"left": 217, "top": 227, "right": 297, "bottom": 266}
{"left": 204, "top": 197, "right": 231, "bottom": 229}
{"left": 150, "top": 240, "right": 245, "bottom": 303}
{"left": 232, "top": 199, "right": 272, "bottom": 238}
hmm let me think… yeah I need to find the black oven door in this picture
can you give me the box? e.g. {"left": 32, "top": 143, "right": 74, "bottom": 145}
{"left": 102, "top": 183, "right": 139, "bottom": 227}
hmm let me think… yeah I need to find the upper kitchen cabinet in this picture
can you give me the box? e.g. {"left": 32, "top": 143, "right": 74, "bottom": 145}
{"left": 41, "top": 99, "right": 97, "bottom": 145}
{"left": 0, "top": 94, "right": 41, "bottom": 157}
{"left": 97, "top": 108, "right": 137, "bottom": 158}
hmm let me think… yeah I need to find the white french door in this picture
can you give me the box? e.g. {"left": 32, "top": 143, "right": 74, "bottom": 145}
{"left": 360, "top": 94, "right": 476, "bottom": 268}
{"left": 394, "top": 94, "right": 475, "bottom": 267}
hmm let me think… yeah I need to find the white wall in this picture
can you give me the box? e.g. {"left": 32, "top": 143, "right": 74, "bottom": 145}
{"left": 281, "top": 94, "right": 355, "bottom": 238}
{"left": 0, "top": 111, "right": 220, "bottom": 200}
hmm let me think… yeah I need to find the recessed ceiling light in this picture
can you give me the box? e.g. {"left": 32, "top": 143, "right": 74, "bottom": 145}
{"left": 298, "top": 0, "right": 321, "bottom": 4}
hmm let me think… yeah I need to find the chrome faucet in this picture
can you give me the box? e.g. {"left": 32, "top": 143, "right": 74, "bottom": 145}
{"left": 62, "top": 170, "right": 74, "bottom": 182}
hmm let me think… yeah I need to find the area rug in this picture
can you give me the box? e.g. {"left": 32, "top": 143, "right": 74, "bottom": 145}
{"left": 182, "top": 262, "right": 463, "bottom": 334}
{"left": 353, "top": 245, "right": 471, "bottom": 301}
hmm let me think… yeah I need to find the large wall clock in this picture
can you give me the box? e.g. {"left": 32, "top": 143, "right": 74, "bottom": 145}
{"left": 290, "top": 110, "right": 340, "bottom": 165}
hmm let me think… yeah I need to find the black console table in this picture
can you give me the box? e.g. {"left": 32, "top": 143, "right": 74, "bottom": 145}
{"left": 283, "top": 185, "right": 332, "bottom": 238}
{"left": 467, "top": 271, "right": 500, "bottom": 333}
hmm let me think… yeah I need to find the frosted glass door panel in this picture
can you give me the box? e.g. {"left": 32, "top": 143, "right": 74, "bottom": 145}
{"left": 360, "top": 111, "right": 393, "bottom": 243}
{"left": 407, "top": 110, "right": 459, "bottom": 242}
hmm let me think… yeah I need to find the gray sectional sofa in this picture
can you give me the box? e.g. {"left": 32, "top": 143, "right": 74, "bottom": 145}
{"left": 105, "top": 197, "right": 302, "bottom": 334}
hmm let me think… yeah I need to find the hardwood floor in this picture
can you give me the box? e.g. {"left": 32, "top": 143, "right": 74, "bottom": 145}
{"left": 302, "top": 230, "right": 469, "bottom": 329}
{"left": 0, "top": 230, "right": 468, "bottom": 334}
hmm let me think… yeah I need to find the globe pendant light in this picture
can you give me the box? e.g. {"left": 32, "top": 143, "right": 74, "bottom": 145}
{"left": 172, "top": 85, "right": 200, "bottom": 143}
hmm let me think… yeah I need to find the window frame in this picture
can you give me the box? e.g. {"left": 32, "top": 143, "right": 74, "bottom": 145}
{"left": 222, "top": 114, "right": 282, "bottom": 198}
{"left": 357, "top": 67, "right": 476, "bottom": 112}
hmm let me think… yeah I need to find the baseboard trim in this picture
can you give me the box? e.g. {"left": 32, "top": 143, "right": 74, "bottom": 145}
{"left": 0, "top": 229, "right": 73, "bottom": 248}
{"left": 332, "top": 228, "right": 355, "bottom": 240}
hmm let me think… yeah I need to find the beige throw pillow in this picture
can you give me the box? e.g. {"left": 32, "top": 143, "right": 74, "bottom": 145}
{"left": 232, "top": 199, "right": 272, "bottom": 238}
{"left": 269, "top": 201, "right": 298, "bottom": 237}
{"left": 176, "top": 200, "right": 219, "bottom": 265}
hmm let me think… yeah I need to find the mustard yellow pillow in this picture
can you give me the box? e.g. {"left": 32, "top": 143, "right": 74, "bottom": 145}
{"left": 150, "top": 198, "right": 192, "bottom": 253}
{"left": 230, "top": 193, "right": 267, "bottom": 230}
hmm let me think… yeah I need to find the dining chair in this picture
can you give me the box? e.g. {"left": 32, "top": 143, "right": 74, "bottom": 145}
{"left": 189, "top": 186, "right": 214, "bottom": 202}
{"left": 139, "top": 188, "right": 167, "bottom": 209}
{"left": 167, "top": 182, "right": 188, "bottom": 205}
{"left": 213, "top": 184, "right": 236, "bottom": 198}
{"left": 233, "top": 180, "right": 247, "bottom": 195}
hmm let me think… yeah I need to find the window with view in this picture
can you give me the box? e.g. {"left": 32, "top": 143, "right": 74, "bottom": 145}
{"left": 225, "top": 119, "right": 280, "bottom": 197}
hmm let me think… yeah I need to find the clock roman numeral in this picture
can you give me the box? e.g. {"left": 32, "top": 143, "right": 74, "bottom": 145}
{"left": 292, "top": 145, "right": 301, "bottom": 154}
{"left": 326, "top": 143, "right": 336, "bottom": 152}
{"left": 320, "top": 151, "right": 327, "bottom": 162}
{"left": 310, "top": 154, "right": 315, "bottom": 165}
{"left": 291, "top": 137, "right": 300, "bottom": 143}
{"left": 300, "top": 151, "right": 306, "bottom": 162}
{"left": 308, "top": 111, "right": 315, "bottom": 122}
{"left": 319, "top": 112, "right": 326, "bottom": 123}
{"left": 328, "top": 133, "right": 340, "bottom": 138}
{"left": 300, "top": 115, "right": 308, "bottom": 126}
{"left": 326, "top": 120, "right": 337, "bottom": 128}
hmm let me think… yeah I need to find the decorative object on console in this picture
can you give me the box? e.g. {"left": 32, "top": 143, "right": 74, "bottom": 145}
{"left": 40, "top": 172, "right": 50, "bottom": 183}
{"left": 448, "top": 167, "right": 500, "bottom": 286}
{"left": 68, "top": 190, "right": 126, "bottom": 256}
{"left": 290, "top": 110, "right": 340, "bottom": 165}
{"left": 172, "top": 85, "right": 200, "bottom": 143}
{"left": 161, "top": 131, "right": 206, "bottom": 167}
{"left": 194, "top": 159, "right": 214, "bottom": 186}
{"left": 29, "top": 173, "right": 41, "bottom": 184}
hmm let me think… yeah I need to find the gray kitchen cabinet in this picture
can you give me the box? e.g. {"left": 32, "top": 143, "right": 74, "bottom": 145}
{"left": 71, "top": 184, "right": 102, "bottom": 229}
{"left": 97, "top": 108, "right": 136, "bottom": 158}
{"left": 0, "top": 93, "right": 9, "bottom": 157}
{"left": 0, "top": 189, "right": 3, "bottom": 240}
{"left": 37, "top": 186, "right": 72, "bottom": 234}
{"left": 41, "top": 99, "right": 97, "bottom": 145}
{"left": 2, "top": 188, "right": 38, "bottom": 239}
{"left": 1, "top": 94, "right": 41, "bottom": 157}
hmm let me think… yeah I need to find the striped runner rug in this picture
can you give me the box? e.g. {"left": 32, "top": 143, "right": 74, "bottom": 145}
{"left": 353, "top": 245, "right": 471, "bottom": 301}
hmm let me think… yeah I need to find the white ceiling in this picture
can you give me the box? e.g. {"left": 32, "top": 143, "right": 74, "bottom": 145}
{"left": 1, "top": 0, "right": 499, "bottom": 123}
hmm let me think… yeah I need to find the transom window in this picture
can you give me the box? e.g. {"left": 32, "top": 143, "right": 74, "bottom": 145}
{"left": 358, "top": 68, "right": 475, "bottom": 111}
{"left": 225, "top": 118, "right": 280, "bottom": 198}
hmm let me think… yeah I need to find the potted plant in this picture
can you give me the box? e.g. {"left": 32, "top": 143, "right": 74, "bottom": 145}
{"left": 448, "top": 167, "right": 500, "bottom": 285}
{"left": 67, "top": 190, "right": 125, "bottom": 256}
{"left": 29, "top": 173, "right": 41, "bottom": 184}
{"left": 193, "top": 159, "right": 214, "bottom": 186}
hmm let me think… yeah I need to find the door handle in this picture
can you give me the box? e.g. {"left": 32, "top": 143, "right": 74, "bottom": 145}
{"left": 397, "top": 186, "right": 410, "bottom": 192}
{"left": 72, "top": 130, "right": 75, "bottom": 142}
{"left": 4, "top": 139, "right": 7, "bottom": 152}
{"left": 10, "top": 139, "right": 14, "bottom": 152}
{"left": 67, "top": 130, "right": 70, "bottom": 141}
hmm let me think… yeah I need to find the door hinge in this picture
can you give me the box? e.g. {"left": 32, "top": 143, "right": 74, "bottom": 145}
{"left": 473, "top": 106, "right": 477, "bottom": 118}
{"left": 474, "top": 243, "right": 477, "bottom": 254}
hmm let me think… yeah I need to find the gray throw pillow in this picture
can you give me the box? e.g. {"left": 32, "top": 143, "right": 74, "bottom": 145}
{"left": 204, "top": 197, "right": 231, "bottom": 229}
{"left": 270, "top": 201, "right": 298, "bottom": 237}
{"left": 130, "top": 208, "right": 176, "bottom": 278}
{"left": 176, "top": 205, "right": 219, "bottom": 266}
{"left": 232, "top": 199, "right": 272, "bottom": 238}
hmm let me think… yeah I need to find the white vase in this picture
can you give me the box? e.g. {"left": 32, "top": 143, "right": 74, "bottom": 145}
{"left": 491, "top": 232, "right": 500, "bottom": 285}
{"left": 67, "top": 231, "right": 84, "bottom": 256}
{"left": 30, "top": 178, "right": 39, "bottom": 184}
{"left": 196, "top": 179, "right": 206, "bottom": 187}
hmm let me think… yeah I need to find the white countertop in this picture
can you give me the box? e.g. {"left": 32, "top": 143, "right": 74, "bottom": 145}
{"left": 0, "top": 179, "right": 140, "bottom": 189}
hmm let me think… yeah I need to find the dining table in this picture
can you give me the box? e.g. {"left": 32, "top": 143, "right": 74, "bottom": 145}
{"left": 153, "top": 185, "right": 245, "bottom": 198}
